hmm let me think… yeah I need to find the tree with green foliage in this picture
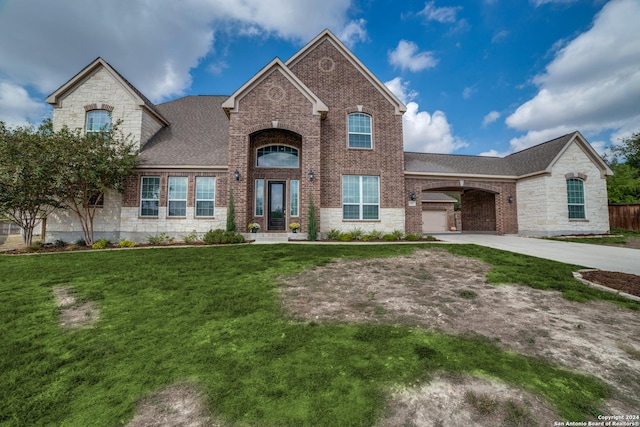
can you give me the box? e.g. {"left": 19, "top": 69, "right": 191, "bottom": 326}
{"left": 607, "top": 162, "right": 640, "bottom": 203}
{"left": 607, "top": 131, "right": 640, "bottom": 203}
{"left": 610, "top": 131, "right": 640, "bottom": 170}
{"left": 55, "top": 122, "right": 138, "bottom": 246}
{"left": 307, "top": 192, "right": 318, "bottom": 241}
{"left": 0, "top": 120, "right": 64, "bottom": 245}
{"left": 226, "top": 188, "right": 237, "bottom": 232}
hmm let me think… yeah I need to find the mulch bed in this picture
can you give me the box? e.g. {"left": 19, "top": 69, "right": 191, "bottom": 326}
{"left": 580, "top": 270, "right": 640, "bottom": 297}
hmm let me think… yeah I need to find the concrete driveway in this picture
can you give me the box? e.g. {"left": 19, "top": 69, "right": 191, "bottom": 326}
{"left": 436, "top": 234, "right": 640, "bottom": 275}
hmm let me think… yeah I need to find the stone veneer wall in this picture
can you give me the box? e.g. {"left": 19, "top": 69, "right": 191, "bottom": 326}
{"left": 51, "top": 67, "right": 162, "bottom": 150}
{"left": 45, "top": 190, "right": 122, "bottom": 243}
{"left": 517, "top": 141, "right": 610, "bottom": 236}
{"left": 320, "top": 208, "right": 405, "bottom": 234}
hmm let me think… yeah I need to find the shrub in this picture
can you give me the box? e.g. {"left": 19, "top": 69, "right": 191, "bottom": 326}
{"left": 147, "top": 232, "right": 174, "bottom": 245}
{"left": 424, "top": 235, "right": 437, "bottom": 241}
{"left": 307, "top": 193, "right": 318, "bottom": 241}
{"left": 203, "top": 229, "right": 244, "bottom": 245}
{"left": 119, "top": 239, "right": 138, "bottom": 248}
{"left": 391, "top": 229, "right": 405, "bottom": 240}
{"left": 404, "top": 233, "right": 421, "bottom": 241}
{"left": 350, "top": 227, "right": 364, "bottom": 241}
{"left": 183, "top": 230, "right": 199, "bottom": 243}
{"left": 326, "top": 229, "right": 341, "bottom": 240}
{"left": 360, "top": 234, "right": 374, "bottom": 242}
{"left": 91, "top": 238, "right": 109, "bottom": 249}
{"left": 54, "top": 239, "right": 67, "bottom": 247}
{"left": 337, "top": 232, "right": 353, "bottom": 242}
{"left": 74, "top": 238, "right": 87, "bottom": 247}
{"left": 27, "top": 241, "right": 44, "bottom": 252}
{"left": 367, "top": 229, "right": 383, "bottom": 240}
{"left": 382, "top": 234, "right": 398, "bottom": 241}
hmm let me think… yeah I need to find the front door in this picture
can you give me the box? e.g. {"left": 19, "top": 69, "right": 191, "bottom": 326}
{"left": 268, "top": 181, "right": 286, "bottom": 231}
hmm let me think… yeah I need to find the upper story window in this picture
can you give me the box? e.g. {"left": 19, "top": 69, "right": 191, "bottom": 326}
{"left": 256, "top": 145, "right": 299, "bottom": 168}
{"left": 566, "top": 178, "right": 586, "bottom": 219}
{"left": 348, "top": 113, "right": 372, "bottom": 149}
{"left": 85, "top": 110, "right": 111, "bottom": 134}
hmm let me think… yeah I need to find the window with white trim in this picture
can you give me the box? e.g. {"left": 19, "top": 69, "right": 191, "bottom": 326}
{"left": 195, "top": 177, "right": 215, "bottom": 217}
{"left": 348, "top": 113, "right": 372, "bottom": 148}
{"left": 567, "top": 178, "right": 586, "bottom": 219}
{"left": 290, "top": 180, "right": 299, "bottom": 217}
{"left": 255, "top": 179, "right": 264, "bottom": 216}
{"left": 140, "top": 177, "right": 160, "bottom": 216}
{"left": 168, "top": 177, "right": 187, "bottom": 217}
{"left": 86, "top": 110, "right": 111, "bottom": 134}
{"left": 342, "top": 175, "right": 379, "bottom": 220}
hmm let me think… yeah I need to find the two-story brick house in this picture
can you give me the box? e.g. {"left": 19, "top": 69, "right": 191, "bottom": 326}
{"left": 44, "top": 30, "right": 612, "bottom": 242}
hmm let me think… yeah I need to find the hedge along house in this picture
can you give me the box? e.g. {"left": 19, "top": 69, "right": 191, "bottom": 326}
{"left": 44, "top": 30, "right": 612, "bottom": 242}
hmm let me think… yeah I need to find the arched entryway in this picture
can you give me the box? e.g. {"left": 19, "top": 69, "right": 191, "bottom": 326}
{"left": 247, "top": 129, "right": 303, "bottom": 232}
{"left": 405, "top": 178, "right": 518, "bottom": 235}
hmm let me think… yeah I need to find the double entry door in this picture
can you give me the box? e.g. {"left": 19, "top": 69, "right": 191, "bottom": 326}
{"left": 267, "top": 181, "right": 286, "bottom": 231}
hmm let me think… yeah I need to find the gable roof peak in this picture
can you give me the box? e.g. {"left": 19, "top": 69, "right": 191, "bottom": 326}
{"left": 286, "top": 29, "right": 407, "bottom": 115}
{"left": 222, "top": 57, "right": 328, "bottom": 118}
{"left": 46, "top": 57, "right": 168, "bottom": 125}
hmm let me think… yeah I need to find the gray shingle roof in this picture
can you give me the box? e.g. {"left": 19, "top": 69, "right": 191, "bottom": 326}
{"left": 138, "top": 96, "right": 230, "bottom": 167}
{"left": 405, "top": 132, "right": 579, "bottom": 177}
{"left": 421, "top": 192, "right": 457, "bottom": 202}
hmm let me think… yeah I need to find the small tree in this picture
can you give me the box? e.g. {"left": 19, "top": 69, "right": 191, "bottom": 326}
{"left": 226, "top": 188, "right": 237, "bottom": 232}
{"left": 307, "top": 192, "right": 318, "bottom": 241}
{"left": 0, "top": 120, "right": 63, "bottom": 245}
{"left": 56, "top": 123, "right": 138, "bottom": 245}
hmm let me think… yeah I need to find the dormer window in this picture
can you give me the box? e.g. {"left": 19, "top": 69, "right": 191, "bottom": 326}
{"left": 348, "top": 113, "right": 372, "bottom": 149}
{"left": 85, "top": 110, "right": 111, "bottom": 134}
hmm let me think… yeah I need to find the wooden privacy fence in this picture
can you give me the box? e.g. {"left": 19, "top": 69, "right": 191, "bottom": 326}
{"left": 609, "top": 204, "right": 640, "bottom": 231}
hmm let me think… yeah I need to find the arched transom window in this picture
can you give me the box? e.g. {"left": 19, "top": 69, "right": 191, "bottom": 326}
{"left": 256, "top": 145, "right": 299, "bottom": 168}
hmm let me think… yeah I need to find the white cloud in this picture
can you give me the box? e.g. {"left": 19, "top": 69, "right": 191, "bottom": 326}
{"left": 462, "top": 86, "right": 476, "bottom": 99}
{"left": 337, "top": 19, "right": 368, "bottom": 48}
{"left": 482, "top": 111, "right": 501, "bottom": 127}
{"left": 530, "top": 0, "right": 577, "bottom": 6}
{"left": 418, "top": 1, "right": 462, "bottom": 23}
{"left": 0, "top": 0, "right": 362, "bottom": 105}
{"left": 389, "top": 40, "right": 438, "bottom": 72}
{"left": 384, "top": 77, "right": 418, "bottom": 105}
{"left": 0, "top": 81, "right": 48, "bottom": 128}
{"left": 491, "top": 30, "right": 509, "bottom": 43}
{"left": 506, "top": 0, "right": 640, "bottom": 151}
{"left": 385, "top": 78, "right": 466, "bottom": 153}
{"left": 402, "top": 103, "right": 468, "bottom": 153}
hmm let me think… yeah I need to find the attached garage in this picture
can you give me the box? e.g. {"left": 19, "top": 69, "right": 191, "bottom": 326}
{"left": 421, "top": 192, "right": 456, "bottom": 233}
{"left": 422, "top": 209, "right": 448, "bottom": 232}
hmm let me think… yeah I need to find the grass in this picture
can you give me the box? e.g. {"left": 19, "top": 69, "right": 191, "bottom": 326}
{"left": 545, "top": 228, "right": 640, "bottom": 246}
{"left": 444, "top": 244, "right": 639, "bottom": 310}
{"left": 0, "top": 243, "right": 626, "bottom": 426}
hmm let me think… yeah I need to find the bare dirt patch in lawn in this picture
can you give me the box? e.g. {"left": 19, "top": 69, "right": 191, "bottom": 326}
{"left": 127, "top": 383, "right": 219, "bottom": 427}
{"left": 280, "top": 248, "right": 640, "bottom": 421}
{"left": 377, "top": 374, "right": 558, "bottom": 427}
{"left": 53, "top": 286, "right": 99, "bottom": 329}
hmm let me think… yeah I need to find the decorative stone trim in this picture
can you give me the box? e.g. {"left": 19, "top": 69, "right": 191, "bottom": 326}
{"left": 318, "top": 57, "right": 335, "bottom": 72}
{"left": 565, "top": 172, "right": 587, "bottom": 181}
{"left": 84, "top": 103, "right": 114, "bottom": 112}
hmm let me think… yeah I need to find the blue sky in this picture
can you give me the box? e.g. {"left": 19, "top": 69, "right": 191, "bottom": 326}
{"left": 1, "top": 0, "right": 639, "bottom": 157}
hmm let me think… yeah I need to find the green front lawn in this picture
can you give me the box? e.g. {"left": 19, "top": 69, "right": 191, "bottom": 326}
{"left": 0, "top": 244, "right": 627, "bottom": 426}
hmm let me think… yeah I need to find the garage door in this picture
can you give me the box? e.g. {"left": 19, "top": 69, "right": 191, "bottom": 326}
{"left": 422, "top": 210, "right": 447, "bottom": 233}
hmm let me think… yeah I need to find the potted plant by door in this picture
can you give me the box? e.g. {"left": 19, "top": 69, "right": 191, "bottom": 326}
{"left": 289, "top": 222, "right": 300, "bottom": 233}
{"left": 248, "top": 223, "right": 260, "bottom": 233}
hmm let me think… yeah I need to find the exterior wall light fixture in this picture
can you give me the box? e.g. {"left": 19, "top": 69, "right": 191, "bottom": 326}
{"left": 234, "top": 168, "right": 240, "bottom": 181}
{"left": 410, "top": 191, "right": 417, "bottom": 201}
{"left": 507, "top": 194, "right": 513, "bottom": 203}
{"left": 308, "top": 169, "right": 315, "bottom": 182}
